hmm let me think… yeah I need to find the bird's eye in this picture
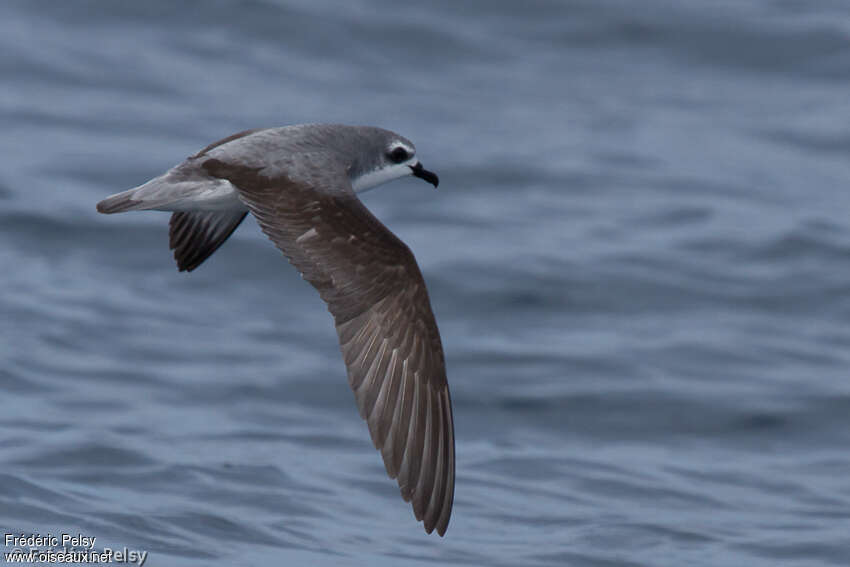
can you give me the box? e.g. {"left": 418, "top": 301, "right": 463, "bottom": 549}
{"left": 389, "top": 147, "right": 409, "bottom": 163}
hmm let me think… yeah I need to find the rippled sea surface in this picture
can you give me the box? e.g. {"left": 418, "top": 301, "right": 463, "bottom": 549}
{"left": 2, "top": 1, "right": 850, "bottom": 565}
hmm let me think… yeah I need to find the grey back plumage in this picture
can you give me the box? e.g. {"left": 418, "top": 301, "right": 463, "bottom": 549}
{"left": 198, "top": 124, "right": 416, "bottom": 182}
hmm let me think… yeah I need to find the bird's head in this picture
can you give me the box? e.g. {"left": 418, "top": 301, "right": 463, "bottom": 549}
{"left": 347, "top": 128, "right": 439, "bottom": 193}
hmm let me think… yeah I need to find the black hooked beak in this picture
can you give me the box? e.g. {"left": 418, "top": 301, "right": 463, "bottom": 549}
{"left": 409, "top": 161, "right": 439, "bottom": 188}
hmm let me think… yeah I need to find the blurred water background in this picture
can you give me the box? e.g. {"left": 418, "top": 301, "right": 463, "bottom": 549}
{"left": 2, "top": 1, "right": 850, "bottom": 565}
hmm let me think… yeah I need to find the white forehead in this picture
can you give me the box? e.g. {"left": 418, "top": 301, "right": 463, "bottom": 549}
{"left": 388, "top": 140, "right": 415, "bottom": 153}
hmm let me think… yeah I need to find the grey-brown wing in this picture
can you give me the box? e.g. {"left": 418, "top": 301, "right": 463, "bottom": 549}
{"left": 202, "top": 158, "right": 454, "bottom": 535}
{"left": 169, "top": 210, "right": 248, "bottom": 272}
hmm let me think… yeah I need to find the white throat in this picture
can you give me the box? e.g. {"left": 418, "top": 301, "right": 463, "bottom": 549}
{"left": 351, "top": 161, "right": 415, "bottom": 193}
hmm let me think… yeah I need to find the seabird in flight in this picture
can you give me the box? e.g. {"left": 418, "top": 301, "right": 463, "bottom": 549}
{"left": 96, "top": 124, "right": 454, "bottom": 536}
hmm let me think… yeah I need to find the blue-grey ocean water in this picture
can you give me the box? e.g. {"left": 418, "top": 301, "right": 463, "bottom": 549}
{"left": 2, "top": 1, "right": 850, "bottom": 565}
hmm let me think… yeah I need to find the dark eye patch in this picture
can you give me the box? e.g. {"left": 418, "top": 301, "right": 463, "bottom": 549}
{"left": 389, "top": 147, "right": 409, "bottom": 163}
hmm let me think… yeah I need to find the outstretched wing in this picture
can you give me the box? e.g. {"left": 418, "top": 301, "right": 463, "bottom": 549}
{"left": 168, "top": 210, "right": 247, "bottom": 272}
{"left": 202, "top": 158, "right": 454, "bottom": 536}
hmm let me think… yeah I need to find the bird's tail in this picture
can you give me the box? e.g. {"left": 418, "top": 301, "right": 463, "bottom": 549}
{"left": 96, "top": 170, "right": 242, "bottom": 215}
{"left": 96, "top": 187, "right": 148, "bottom": 214}
{"left": 96, "top": 175, "right": 182, "bottom": 214}
{"left": 96, "top": 167, "right": 248, "bottom": 271}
